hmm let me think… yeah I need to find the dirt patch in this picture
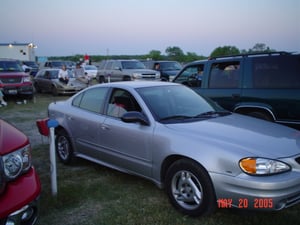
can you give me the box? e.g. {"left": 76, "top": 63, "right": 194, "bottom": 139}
{"left": 1, "top": 94, "right": 67, "bottom": 146}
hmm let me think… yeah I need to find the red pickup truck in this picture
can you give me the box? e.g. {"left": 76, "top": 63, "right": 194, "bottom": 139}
{"left": 0, "top": 59, "right": 34, "bottom": 99}
{"left": 0, "top": 119, "right": 41, "bottom": 225}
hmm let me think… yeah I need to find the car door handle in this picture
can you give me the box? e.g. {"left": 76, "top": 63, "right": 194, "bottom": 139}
{"left": 101, "top": 125, "right": 110, "bottom": 131}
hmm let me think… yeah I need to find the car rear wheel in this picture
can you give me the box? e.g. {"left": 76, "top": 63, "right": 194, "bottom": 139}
{"left": 165, "top": 159, "right": 216, "bottom": 216}
{"left": 55, "top": 129, "right": 73, "bottom": 164}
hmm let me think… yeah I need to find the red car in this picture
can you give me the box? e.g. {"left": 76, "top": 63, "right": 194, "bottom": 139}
{"left": 0, "top": 59, "right": 34, "bottom": 99}
{"left": 0, "top": 119, "right": 41, "bottom": 225}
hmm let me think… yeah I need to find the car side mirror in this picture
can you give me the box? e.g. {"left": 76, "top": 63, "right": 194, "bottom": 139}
{"left": 121, "top": 111, "right": 150, "bottom": 126}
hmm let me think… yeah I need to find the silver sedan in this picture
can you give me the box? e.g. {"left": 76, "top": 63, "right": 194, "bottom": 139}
{"left": 48, "top": 81, "right": 300, "bottom": 216}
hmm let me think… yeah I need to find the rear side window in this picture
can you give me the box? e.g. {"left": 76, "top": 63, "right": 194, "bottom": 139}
{"left": 72, "top": 87, "right": 109, "bottom": 113}
{"left": 208, "top": 61, "right": 241, "bottom": 88}
{"left": 252, "top": 55, "right": 300, "bottom": 88}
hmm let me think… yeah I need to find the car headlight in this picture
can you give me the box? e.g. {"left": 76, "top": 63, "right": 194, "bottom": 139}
{"left": 2, "top": 145, "right": 32, "bottom": 180}
{"left": 23, "top": 76, "right": 31, "bottom": 82}
{"left": 156, "top": 72, "right": 160, "bottom": 78}
{"left": 132, "top": 73, "right": 142, "bottom": 79}
{"left": 239, "top": 157, "right": 291, "bottom": 175}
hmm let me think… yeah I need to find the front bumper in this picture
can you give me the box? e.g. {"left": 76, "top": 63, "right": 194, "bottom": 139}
{"left": 57, "top": 87, "right": 84, "bottom": 95}
{"left": 2, "top": 85, "right": 34, "bottom": 96}
{"left": 0, "top": 168, "right": 41, "bottom": 225}
{"left": 211, "top": 171, "right": 300, "bottom": 211}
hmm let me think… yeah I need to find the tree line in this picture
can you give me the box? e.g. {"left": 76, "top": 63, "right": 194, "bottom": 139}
{"left": 50, "top": 43, "right": 276, "bottom": 63}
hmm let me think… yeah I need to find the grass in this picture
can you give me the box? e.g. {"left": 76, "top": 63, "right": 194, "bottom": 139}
{"left": 1, "top": 93, "right": 300, "bottom": 225}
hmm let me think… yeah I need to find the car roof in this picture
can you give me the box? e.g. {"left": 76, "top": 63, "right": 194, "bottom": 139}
{"left": 93, "top": 81, "right": 179, "bottom": 89}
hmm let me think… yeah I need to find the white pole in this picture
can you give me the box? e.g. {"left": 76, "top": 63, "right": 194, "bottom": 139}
{"left": 47, "top": 119, "right": 59, "bottom": 196}
{"left": 49, "top": 127, "right": 57, "bottom": 196}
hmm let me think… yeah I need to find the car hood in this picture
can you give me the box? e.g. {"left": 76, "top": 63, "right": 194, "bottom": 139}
{"left": 123, "top": 69, "right": 158, "bottom": 74}
{"left": 165, "top": 114, "right": 300, "bottom": 158}
{"left": 0, "top": 72, "right": 27, "bottom": 78}
{"left": 53, "top": 78, "right": 87, "bottom": 88}
{"left": 0, "top": 119, "right": 29, "bottom": 155}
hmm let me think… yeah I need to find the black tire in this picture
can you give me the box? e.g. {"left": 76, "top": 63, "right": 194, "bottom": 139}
{"left": 55, "top": 129, "right": 74, "bottom": 164}
{"left": 165, "top": 159, "right": 216, "bottom": 217}
{"left": 123, "top": 76, "right": 131, "bottom": 81}
{"left": 98, "top": 76, "right": 105, "bottom": 83}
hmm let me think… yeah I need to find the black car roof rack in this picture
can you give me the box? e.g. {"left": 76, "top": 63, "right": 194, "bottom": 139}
{"left": 209, "top": 51, "right": 292, "bottom": 60}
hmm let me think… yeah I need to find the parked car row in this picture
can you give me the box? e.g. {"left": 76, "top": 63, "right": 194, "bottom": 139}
{"left": 1, "top": 52, "right": 300, "bottom": 222}
{"left": 0, "top": 59, "right": 95, "bottom": 98}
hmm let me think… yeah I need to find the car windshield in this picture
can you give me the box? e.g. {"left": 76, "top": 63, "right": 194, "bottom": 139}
{"left": 160, "top": 62, "right": 182, "bottom": 70}
{"left": 122, "top": 61, "right": 146, "bottom": 69}
{"left": 0, "top": 61, "right": 23, "bottom": 72}
{"left": 137, "top": 85, "right": 229, "bottom": 123}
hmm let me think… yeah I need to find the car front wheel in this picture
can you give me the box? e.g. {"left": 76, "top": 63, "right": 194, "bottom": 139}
{"left": 165, "top": 159, "right": 216, "bottom": 216}
{"left": 55, "top": 129, "right": 73, "bottom": 164}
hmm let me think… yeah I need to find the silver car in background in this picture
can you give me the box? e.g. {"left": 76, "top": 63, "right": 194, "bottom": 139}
{"left": 34, "top": 68, "right": 87, "bottom": 95}
{"left": 96, "top": 59, "right": 160, "bottom": 83}
{"left": 48, "top": 81, "right": 300, "bottom": 216}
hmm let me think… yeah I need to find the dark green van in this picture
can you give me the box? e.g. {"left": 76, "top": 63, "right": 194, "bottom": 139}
{"left": 173, "top": 52, "right": 300, "bottom": 130}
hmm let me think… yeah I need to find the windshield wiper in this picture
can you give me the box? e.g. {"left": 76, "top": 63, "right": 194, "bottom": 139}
{"left": 195, "top": 111, "right": 231, "bottom": 118}
{"left": 159, "top": 115, "right": 193, "bottom": 121}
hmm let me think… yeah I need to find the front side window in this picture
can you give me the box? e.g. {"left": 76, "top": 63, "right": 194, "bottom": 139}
{"left": 208, "top": 61, "right": 241, "bottom": 88}
{"left": 173, "top": 64, "right": 204, "bottom": 87}
{"left": 72, "top": 87, "right": 109, "bottom": 113}
{"left": 107, "top": 88, "right": 141, "bottom": 118}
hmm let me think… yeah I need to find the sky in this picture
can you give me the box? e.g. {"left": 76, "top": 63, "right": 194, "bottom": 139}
{"left": 0, "top": 0, "right": 299, "bottom": 57}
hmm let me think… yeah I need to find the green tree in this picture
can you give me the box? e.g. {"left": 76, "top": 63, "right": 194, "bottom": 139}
{"left": 210, "top": 46, "right": 240, "bottom": 57}
{"left": 165, "top": 46, "right": 185, "bottom": 61}
{"left": 147, "top": 50, "right": 162, "bottom": 60}
{"left": 184, "top": 52, "right": 204, "bottom": 62}
{"left": 248, "top": 43, "right": 275, "bottom": 53}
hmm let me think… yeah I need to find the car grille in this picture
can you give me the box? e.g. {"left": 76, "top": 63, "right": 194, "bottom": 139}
{"left": 0, "top": 77, "right": 22, "bottom": 83}
{"left": 141, "top": 73, "right": 157, "bottom": 79}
